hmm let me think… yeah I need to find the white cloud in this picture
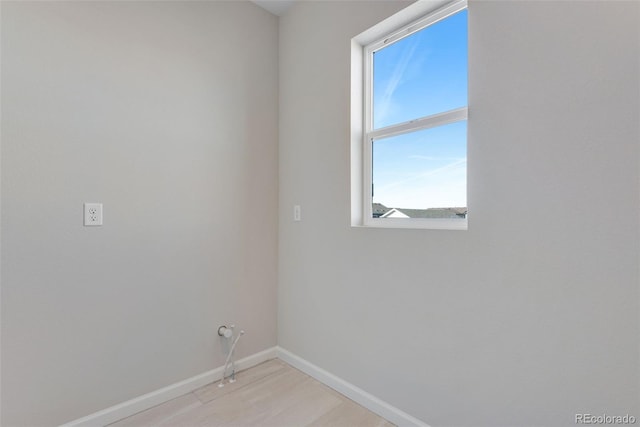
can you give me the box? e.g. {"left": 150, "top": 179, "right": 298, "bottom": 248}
{"left": 376, "top": 40, "right": 418, "bottom": 126}
{"left": 409, "top": 155, "right": 463, "bottom": 161}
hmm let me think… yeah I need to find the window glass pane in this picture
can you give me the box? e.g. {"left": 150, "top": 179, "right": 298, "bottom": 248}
{"left": 372, "top": 9, "right": 467, "bottom": 129}
{"left": 372, "top": 121, "right": 467, "bottom": 219}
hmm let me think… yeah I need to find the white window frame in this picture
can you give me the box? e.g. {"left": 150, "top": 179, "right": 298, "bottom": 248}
{"left": 352, "top": 0, "right": 468, "bottom": 230}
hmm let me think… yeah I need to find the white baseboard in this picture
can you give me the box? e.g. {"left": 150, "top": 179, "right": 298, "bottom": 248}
{"left": 276, "top": 346, "right": 430, "bottom": 427}
{"left": 60, "top": 346, "right": 278, "bottom": 427}
{"left": 61, "top": 346, "right": 427, "bottom": 427}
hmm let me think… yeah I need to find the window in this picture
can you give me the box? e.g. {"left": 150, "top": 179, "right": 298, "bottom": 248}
{"left": 352, "top": 0, "right": 468, "bottom": 229}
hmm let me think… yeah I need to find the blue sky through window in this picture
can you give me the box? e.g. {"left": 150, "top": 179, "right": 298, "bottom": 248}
{"left": 372, "top": 9, "right": 467, "bottom": 210}
{"left": 373, "top": 121, "right": 467, "bottom": 209}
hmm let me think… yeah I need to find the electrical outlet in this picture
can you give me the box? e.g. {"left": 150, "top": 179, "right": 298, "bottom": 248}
{"left": 84, "top": 203, "right": 103, "bottom": 226}
{"left": 293, "top": 205, "right": 301, "bottom": 221}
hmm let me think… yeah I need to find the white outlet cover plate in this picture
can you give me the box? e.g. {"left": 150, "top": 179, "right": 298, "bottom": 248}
{"left": 84, "top": 203, "right": 103, "bottom": 226}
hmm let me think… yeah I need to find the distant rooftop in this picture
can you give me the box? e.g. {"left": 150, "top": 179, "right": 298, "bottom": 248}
{"left": 372, "top": 203, "right": 392, "bottom": 218}
{"left": 373, "top": 203, "right": 467, "bottom": 219}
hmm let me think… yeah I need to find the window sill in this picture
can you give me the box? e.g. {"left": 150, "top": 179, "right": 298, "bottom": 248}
{"left": 355, "top": 218, "right": 468, "bottom": 230}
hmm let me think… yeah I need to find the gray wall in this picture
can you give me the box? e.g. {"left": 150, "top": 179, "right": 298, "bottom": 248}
{"left": 1, "top": 1, "right": 278, "bottom": 425}
{"left": 278, "top": 1, "right": 639, "bottom": 426}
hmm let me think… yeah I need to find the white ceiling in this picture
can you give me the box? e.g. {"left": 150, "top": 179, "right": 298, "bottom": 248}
{"left": 250, "top": 0, "right": 295, "bottom": 17}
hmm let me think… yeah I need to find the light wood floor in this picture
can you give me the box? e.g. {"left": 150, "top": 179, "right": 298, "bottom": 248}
{"left": 108, "top": 359, "right": 395, "bottom": 427}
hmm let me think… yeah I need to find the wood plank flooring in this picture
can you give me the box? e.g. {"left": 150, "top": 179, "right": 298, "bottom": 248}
{"left": 108, "top": 359, "right": 395, "bottom": 427}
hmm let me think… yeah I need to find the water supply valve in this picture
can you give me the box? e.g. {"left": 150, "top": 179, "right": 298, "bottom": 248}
{"left": 218, "top": 325, "right": 233, "bottom": 338}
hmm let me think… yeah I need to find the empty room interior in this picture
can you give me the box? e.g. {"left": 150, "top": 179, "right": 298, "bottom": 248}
{"left": 1, "top": 0, "right": 639, "bottom": 426}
